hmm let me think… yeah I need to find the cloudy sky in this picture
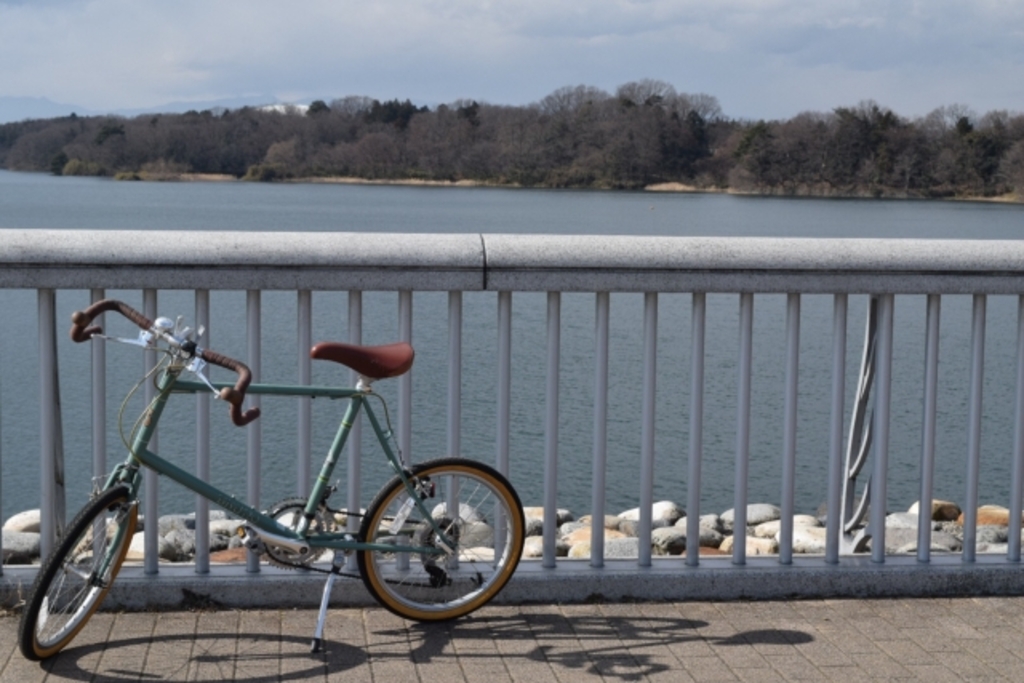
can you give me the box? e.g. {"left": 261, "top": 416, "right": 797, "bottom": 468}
{"left": 1, "top": 0, "right": 1022, "bottom": 123}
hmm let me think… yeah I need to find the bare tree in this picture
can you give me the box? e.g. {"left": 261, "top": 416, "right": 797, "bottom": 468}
{"left": 615, "top": 79, "right": 676, "bottom": 108}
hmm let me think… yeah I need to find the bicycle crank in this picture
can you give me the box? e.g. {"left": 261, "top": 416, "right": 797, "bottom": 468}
{"left": 238, "top": 525, "right": 311, "bottom": 560}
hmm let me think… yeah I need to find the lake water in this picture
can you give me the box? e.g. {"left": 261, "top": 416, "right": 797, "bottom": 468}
{"left": 2, "top": 169, "right": 1024, "bottom": 525}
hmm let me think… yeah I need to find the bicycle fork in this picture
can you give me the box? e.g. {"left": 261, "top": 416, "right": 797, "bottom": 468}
{"left": 311, "top": 549, "right": 347, "bottom": 653}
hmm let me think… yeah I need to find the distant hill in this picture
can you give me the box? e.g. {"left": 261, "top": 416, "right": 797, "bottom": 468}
{"left": 0, "top": 94, "right": 295, "bottom": 124}
{"left": 0, "top": 96, "right": 93, "bottom": 124}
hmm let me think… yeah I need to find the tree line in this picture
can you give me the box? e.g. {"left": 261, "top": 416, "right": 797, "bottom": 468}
{"left": 1, "top": 79, "right": 1022, "bottom": 199}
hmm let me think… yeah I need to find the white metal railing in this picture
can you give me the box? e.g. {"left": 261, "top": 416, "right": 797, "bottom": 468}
{"left": 4, "top": 230, "right": 1024, "bottom": 597}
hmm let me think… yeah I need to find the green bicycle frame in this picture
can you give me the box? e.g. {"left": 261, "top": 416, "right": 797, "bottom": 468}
{"left": 106, "top": 362, "right": 450, "bottom": 556}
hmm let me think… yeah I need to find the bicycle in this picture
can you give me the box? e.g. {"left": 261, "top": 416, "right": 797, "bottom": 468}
{"left": 18, "top": 299, "right": 525, "bottom": 660}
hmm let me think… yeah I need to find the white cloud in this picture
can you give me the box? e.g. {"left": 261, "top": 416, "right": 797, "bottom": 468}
{"left": 1, "top": 0, "right": 1022, "bottom": 119}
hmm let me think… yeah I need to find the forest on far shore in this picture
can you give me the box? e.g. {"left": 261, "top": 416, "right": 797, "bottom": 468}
{"left": 1, "top": 80, "right": 1023, "bottom": 200}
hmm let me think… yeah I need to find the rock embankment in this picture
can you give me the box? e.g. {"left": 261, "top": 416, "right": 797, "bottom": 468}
{"left": 518, "top": 498, "right": 1021, "bottom": 559}
{"left": 4, "top": 497, "right": 1021, "bottom": 564}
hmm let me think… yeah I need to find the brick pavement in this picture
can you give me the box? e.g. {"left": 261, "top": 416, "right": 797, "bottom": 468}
{"left": 3, "top": 597, "right": 1024, "bottom": 681}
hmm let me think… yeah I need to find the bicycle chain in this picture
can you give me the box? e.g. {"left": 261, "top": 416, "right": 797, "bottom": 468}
{"left": 264, "top": 552, "right": 451, "bottom": 589}
{"left": 262, "top": 543, "right": 457, "bottom": 590}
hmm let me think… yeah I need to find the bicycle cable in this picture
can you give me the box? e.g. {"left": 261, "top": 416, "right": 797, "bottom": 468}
{"left": 367, "top": 391, "right": 404, "bottom": 464}
{"left": 118, "top": 353, "right": 172, "bottom": 459}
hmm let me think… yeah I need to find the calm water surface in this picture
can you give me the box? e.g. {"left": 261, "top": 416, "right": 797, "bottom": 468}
{"left": 2, "top": 169, "right": 1024, "bottom": 524}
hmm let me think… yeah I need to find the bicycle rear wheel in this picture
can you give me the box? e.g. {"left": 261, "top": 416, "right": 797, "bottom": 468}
{"left": 19, "top": 485, "right": 138, "bottom": 660}
{"left": 357, "top": 458, "right": 524, "bottom": 621}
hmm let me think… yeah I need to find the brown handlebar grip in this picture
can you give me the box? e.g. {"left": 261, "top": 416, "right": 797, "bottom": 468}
{"left": 70, "top": 299, "right": 153, "bottom": 342}
{"left": 203, "top": 349, "right": 260, "bottom": 426}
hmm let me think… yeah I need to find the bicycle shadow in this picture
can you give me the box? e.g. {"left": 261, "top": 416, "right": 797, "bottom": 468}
{"left": 393, "top": 612, "right": 814, "bottom": 681}
{"left": 44, "top": 610, "right": 814, "bottom": 682}
{"left": 30, "top": 632, "right": 361, "bottom": 683}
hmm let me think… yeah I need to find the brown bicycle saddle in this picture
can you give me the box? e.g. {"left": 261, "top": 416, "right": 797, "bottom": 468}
{"left": 310, "top": 341, "right": 414, "bottom": 380}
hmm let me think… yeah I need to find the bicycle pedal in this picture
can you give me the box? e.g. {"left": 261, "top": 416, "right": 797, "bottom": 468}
{"left": 238, "top": 526, "right": 265, "bottom": 553}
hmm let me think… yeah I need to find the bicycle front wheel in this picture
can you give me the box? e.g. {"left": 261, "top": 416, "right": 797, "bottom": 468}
{"left": 19, "top": 485, "right": 138, "bottom": 660}
{"left": 358, "top": 458, "right": 524, "bottom": 621}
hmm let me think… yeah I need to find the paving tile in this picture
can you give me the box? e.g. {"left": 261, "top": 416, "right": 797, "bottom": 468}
{"left": 0, "top": 656, "right": 49, "bottom": 683}
{"left": 762, "top": 652, "right": 824, "bottom": 680}
{"left": 664, "top": 634, "right": 718, "bottom": 659}
{"left": 792, "top": 639, "right": 855, "bottom": 667}
{"left": 416, "top": 661, "right": 469, "bottom": 683}
{"left": 679, "top": 654, "right": 741, "bottom": 681}
{"left": 190, "top": 610, "right": 242, "bottom": 682}
{"left": 47, "top": 611, "right": 116, "bottom": 679}
{"left": 0, "top": 615, "right": 47, "bottom": 683}
{"left": 850, "top": 649, "right": 912, "bottom": 679}
{"left": 505, "top": 661, "right": 562, "bottom": 683}
{"left": 873, "top": 637, "right": 935, "bottom": 666}
{"left": 713, "top": 643, "right": 773, "bottom": 670}
{"left": 140, "top": 611, "right": 199, "bottom": 681}
{"left": 963, "top": 635, "right": 1024, "bottom": 664}
{"left": 732, "top": 668, "right": 787, "bottom": 683}
{"left": 815, "top": 664, "right": 882, "bottom": 682}
{"left": 460, "top": 662, "right": 515, "bottom": 683}
{"left": 814, "top": 627, "right": 887, "bottom": 655}
{"left": 928, "top": 649, "right": 1003, "bottom": 680}
{"left": 645, "top": 667, "right": 697, "bottom": 683}
{"left": 905, "top": 663, "right": 980, "bottom": 683}
{"left": 848, "top": 615, "right": 912, "bottom": 641}
{"left": 367, "top": 658, "right": 425, "bottom": 682}
{"left": 903, "top": 626, "right": 967, "bottom": 653}
{"left": 91, "top": 612, "right": 157, "bottom": 681}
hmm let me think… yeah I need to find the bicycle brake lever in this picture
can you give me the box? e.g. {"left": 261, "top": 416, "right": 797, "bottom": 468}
{"left": 185, "top": 356, "right": 222, "bottom": 397}
{"left": 173, "top": 315, "right": 194, "bottom": 341}
{"left": 95, "top": 331, "right": 158, "bottom": 349}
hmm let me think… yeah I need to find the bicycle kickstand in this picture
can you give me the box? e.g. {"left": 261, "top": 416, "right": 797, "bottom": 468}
{"left": 311, "top": 550, "right": 345, "bottom": 653}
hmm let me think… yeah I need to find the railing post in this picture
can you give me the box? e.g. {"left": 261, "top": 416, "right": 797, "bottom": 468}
{"left": 917, "top": 294, "right": 941, "bottom": 563}
{"left": 1011, "top": 295, "right": 1024, "bottom": 563}
{"left": 447, "top": 291, "right": 463, "bottom": 459}
{"left": 143, "top": 289, "right": 159, "bottom": 574}
{"left": 639, "top": 292, "right": 658, "bottom": 567}
{"left": 825, "top": 294, "right": 848, "bottom": 564}
{"left": 246, "top": 289, "right": 262, "bottom": 574}
{"left": 391, "top": 293, "right": 417, "bottom": 590}
{"left": 346, "top": 291, "right": 363, "bottom": 538}
{"left": 195, "top": 290, "right": 211, "bottom": 574}
{"left": 495, "top": 290, "right": 513, "bottom": 572}
{"left": 591, "top": 292, "right": 610, "bottom": 568}
{"left": 870, "top": 294, "right": 894, "bottom": 564}
{"left": 963, "top": 294, "right": 987, "bottom": 563}
{"left": 0, "top": 302, "right": 2, "bottom": 574}
{"left": 686, "top": 292, "right": 706, "bottom": 567}
{"left": 779, "top": 293, "right": 800, "bottom": 565}
{"left": 38, "top": 288, "right": 64, "bottom": 558}
{"left": 543, "top": 291, "right": 560, "bottom": 568}
{"left": 733, "top": 293, "right": 754, "bottom": 565}
{"left": 91, "top": 289, "right": 106, "bottom": 489}
{"left": 297, "top": 290, "right": 312, "bottom": 496}
{"left": 496, "top": 292, "right": 512, "bottom": 477}
{"left": 398, "top": 291, "right": 413, "bottom": 465}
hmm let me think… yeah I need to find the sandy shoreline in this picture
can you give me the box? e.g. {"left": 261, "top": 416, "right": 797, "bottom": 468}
{"left": 117, "top": 172, "right": 1022, "bottom": 203}
{"left": 301, "top": 176, "right": 502, "bottom": 188}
